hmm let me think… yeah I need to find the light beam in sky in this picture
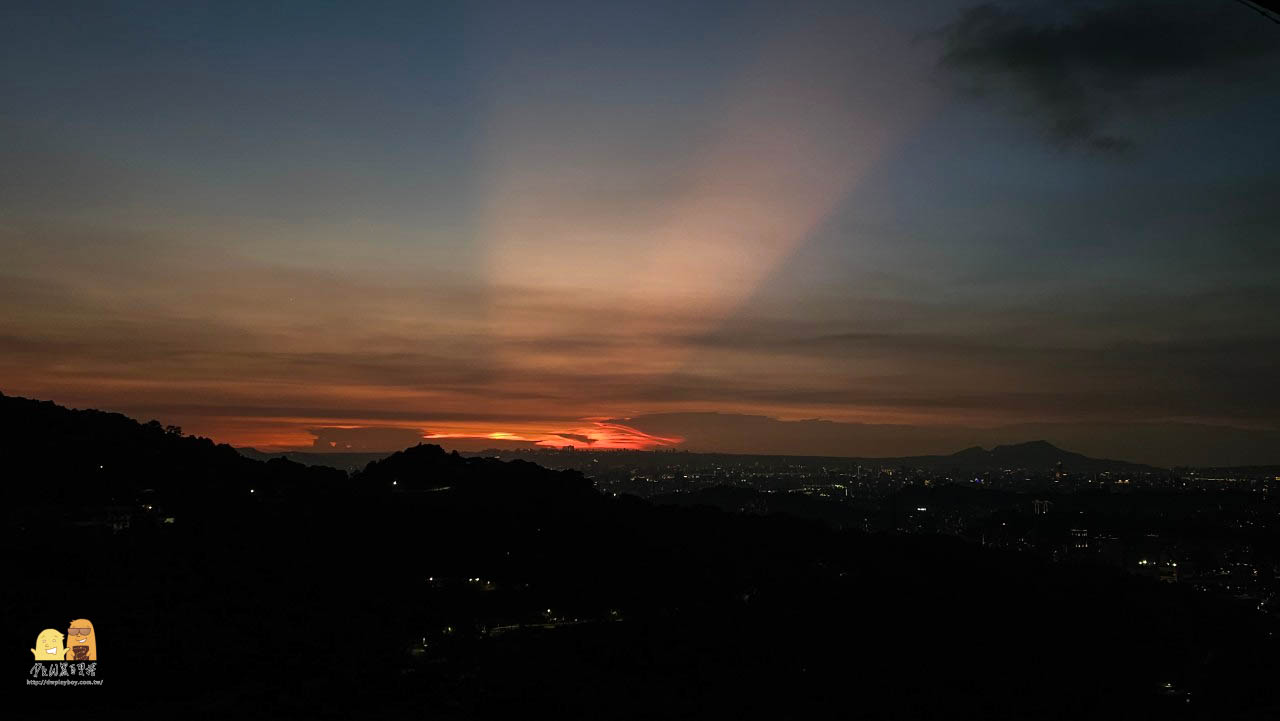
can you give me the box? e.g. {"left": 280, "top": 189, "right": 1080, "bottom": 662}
{"left": 472, "top": 11, "right": 936, "bottom": 438}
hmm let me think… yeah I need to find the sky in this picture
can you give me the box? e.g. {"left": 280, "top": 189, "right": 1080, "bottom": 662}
{"left": 2, "top": 1, "right": 1279, "bottom": 465}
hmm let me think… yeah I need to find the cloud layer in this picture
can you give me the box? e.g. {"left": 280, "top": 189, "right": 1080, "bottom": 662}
{"left": 940, "top": 1, "right": 1280, "bottom": 151}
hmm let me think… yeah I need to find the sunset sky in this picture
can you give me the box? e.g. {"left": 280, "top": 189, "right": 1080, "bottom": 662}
{"left": 3, "top": 1, "right": 1278, "bottom": 463}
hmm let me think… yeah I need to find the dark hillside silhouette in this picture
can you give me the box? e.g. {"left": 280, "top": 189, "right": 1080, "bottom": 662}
{"left": 3, "top": 394, "right": 1278, "bottom": 719}
{"left": 355, "top": 442, "right": 596, "bottom": 503}
{"left": 0, "top": 392, "right": 345, "bottom": 507}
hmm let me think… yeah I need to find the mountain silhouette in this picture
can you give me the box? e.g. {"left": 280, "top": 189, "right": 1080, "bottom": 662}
{"left": 943, "top": 440, "right": 1155, "bottom": 473}
{"left": 842, "top": 439, "right": 1159, "bottom": 474}
{"left": 0, "top": 391, "right": 345, "bottom": 505}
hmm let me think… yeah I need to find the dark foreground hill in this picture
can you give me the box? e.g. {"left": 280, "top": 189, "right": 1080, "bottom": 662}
{"left": 3, "top": 393, "right": 1278, "bottom": 719}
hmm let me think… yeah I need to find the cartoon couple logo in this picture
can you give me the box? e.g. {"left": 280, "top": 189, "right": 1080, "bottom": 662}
{"left": 31, "top": 620, "right": 97, "bottom": 661}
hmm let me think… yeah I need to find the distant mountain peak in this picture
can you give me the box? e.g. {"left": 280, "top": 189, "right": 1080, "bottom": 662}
{"left": 929, "top": 439, "right": 1152, "bottom": 472}
{"left": 993, "top": 440, "right": 1063, "bottom": 453}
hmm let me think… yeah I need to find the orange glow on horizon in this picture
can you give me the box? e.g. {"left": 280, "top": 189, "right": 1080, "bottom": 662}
{"left": 425, "top": 421, "right": 684, "bottom": 451}
{"left": 212, "top": 419, "right": 684, "bottom": 453}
